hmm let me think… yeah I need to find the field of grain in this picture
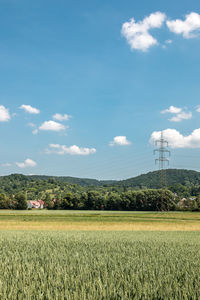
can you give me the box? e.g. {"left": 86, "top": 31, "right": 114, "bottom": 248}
{"left": 0, "top": 211, "right": 200, "bottom": 299}
{"left": 0, "top": 210, "right": 200, "bottom": 231}
{"left": 0, "top": 230, "right": 199, "bottom": 299}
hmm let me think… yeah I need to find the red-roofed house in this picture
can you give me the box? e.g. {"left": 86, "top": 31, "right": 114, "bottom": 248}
{"left": 28, "top": 200, "right": 45, "bottom": 209}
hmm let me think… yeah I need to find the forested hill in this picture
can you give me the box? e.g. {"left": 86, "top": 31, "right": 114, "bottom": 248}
{"left": 0, "top": 169, "right": 199, "bottom": 200}
{"left": 28, "top": 175, "right": 115, "bottom": 187}
{"left": 0, "top": 169, "right": 200, "bottom": 189}
{"left": 30, "top": 169, "right": 200, "bottom": 188}
{"left": 117, "top": 169, "right": 200, "bottom": 188}
{"left": 26, "top": 169, "right": 200, "bottom": 188}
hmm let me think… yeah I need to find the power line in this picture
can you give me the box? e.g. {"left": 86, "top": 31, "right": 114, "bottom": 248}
{"left": 153, "top": 131, "right": 171, "bottom": 211}
{"left": 154, "top": 131, "right": 170, "bottom": 173}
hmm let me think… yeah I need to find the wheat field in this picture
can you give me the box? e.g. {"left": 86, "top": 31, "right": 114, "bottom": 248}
{"left": 0, "top": 211, "right": 200, "bottom": 299}
{"left": 0, "top": 230, "right": 199, "bottom": 299}
{"left": 0, "top": 210, "right": 200, "bottom": 231}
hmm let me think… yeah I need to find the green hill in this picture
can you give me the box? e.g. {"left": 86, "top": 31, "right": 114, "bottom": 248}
{"left": 29, "top": 169, "right": 200, "bottom": 188}
{"left": 1, "top": 169, "right": 200, "bottom": 190}
{"left": 28, "top": 175, "right": 115, "bottom": 187}
{"left": 117, "top": 169, "right": 200, "bottom": 189}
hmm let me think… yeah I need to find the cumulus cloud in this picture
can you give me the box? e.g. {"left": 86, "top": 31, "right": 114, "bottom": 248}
{"left": 167, "top": 12, "right": 200, "bottom": 38}
{"left": 109, "top": 136, "right": 131, "bottom": 146}
{"left": 169, "top": 111, "right": 192, "bottom": 122}
{"left": 150, "top": 128, "right": 200, "bottom": 148}
{"left": 39, "top": 120, "right": 66, "bottom": 132}
{"left": 20, "top": 104, "right": 40, "bottom": 114}
{"left": 161, "top": 106, "right": 192, "bottom": 122}
{"left": 16, "top": 158, "right": 37, "bottom": 168}
{"left": 161, "top": 106, "right": 182, "bottom": 114}
{"left": 46, "top": 144, "right": 96, "bottom": 155}
{"left": 0, "top": 105, "right": 11, "bottom": 122}
{"left": 53, "top": 113, "right": 71, "bottom": 122}
{"left": 121, "top": 11, "right": 166, "bottom": 51}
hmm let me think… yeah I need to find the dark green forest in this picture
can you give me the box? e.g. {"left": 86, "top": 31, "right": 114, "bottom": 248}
{"left": 0, "top": 169, "right": 200, "bottom": 211}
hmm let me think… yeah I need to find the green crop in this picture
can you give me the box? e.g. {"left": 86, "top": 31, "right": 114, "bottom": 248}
{"left": 0, "top": 231, "right": 199, "bottom": 299}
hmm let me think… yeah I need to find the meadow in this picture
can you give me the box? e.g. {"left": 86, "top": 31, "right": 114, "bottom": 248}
{"left": 0, "top": 211, "right": 200, "bottom": 299}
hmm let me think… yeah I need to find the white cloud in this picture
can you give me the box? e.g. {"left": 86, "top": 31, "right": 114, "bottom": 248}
{"left": 16, "top": 158, "right": 37, "bottom": 168}
{"left": 121, "top": 11, "right": 166, "bottom": 51}
{"left": 46, "top": 144, "right": 96, "bottom": 155}
{"left": 0, "top": 105, "right": 11, "bottom": 122}
{"left": 109, "top": 136, "right": 131, "bottom": 146}
{"left": 161, "top": 106, "right": 182, "bottom": 114}
{"left": 167, "top": 12, "right": 200, "bottom": 38}
{"left": 53, "top": 113, "right": 71, "bottom": 121}
{"left": 150, "top": 128, "right": 200, "bottom": 148}
{"left": 39, "top": 120, "right": 66, "bottom": 132}
{"left": 196, "top": 106, "right": 200, "bottom": 112}
{"left": 161, "top": 106, "right": 192, "bottom": 122}
{"left": 169, "top": 111, "right": 192, "bottom": 122}
{"left": 1, "top": 163, "right": 11, "bottom": 167}
{"left": 20, "top": 104, "right": 40, "bottom": 114}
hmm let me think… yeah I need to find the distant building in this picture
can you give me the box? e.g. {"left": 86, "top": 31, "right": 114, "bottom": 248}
{"left": 177, "top": 198, "right": 187, "bottom": 207}
{"left": 28, "top": 200, "right": 45, "bottom": 209}
{"left": 177, "top": 197, "right": 197, "bottom": 208}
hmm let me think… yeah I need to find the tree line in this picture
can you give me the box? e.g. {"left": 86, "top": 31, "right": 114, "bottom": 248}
{"left": 1, "top": 188, "right": 200, "bottom": 211}
{"left": 41, "top": 189, "right": 178, "bottom": 211}
{"left": 0, "top": 193, "right": 27, "bottom": 210}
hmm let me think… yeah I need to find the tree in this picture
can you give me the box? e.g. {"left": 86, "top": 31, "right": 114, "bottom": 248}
{"left": 0, "top": 193, "right": 11, "bottom": 209}
{"left": 60, "top": 192, "right": 80, "bottom": 209}
{"left": 122, "top": 191, "right": 136, "bottom": 210}
{"left": 135, "top": 191, "right": 146, "bottom": 211}
{"left": 106, "top": 192, "right": 122, "bottom": 210}
{"left": 43, "top": 193, "right": 53, "bottom": 209}
{"left": 84, "top": 191, "right": 104, "bottom": 210}
{"left": 15, "top": 193, "right": 27, "bottom": 210}
{"left": 145, "top": 189, "right": 176, "bottom": 211}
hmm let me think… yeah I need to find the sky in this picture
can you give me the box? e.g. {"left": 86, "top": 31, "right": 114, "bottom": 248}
{"left": 0, "top": 0, "right": 200, "bottom": 179}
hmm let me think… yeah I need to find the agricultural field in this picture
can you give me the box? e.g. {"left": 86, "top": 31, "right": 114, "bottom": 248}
{"left": 0, "top": 211, "right": 200, "bottom": 299}
{"left": 0, "top": 210, "right": 200, "bottom": 231}
{"left": 0, "top": 230, "right": 200, "bottom": 299}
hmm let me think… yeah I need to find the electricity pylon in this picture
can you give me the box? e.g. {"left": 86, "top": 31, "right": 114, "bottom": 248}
{"left": 154, "top": 131, "right": 170, "bottom": 210}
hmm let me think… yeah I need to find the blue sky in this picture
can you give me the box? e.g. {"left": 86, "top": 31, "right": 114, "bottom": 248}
{"left": 0, "top": 0, "right": 200, "bottom": 179}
